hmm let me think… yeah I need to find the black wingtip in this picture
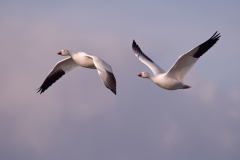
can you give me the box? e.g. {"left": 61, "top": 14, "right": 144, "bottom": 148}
{"left": 111, "top": 89, "right": 117, "bottom": 95}
{"left": 193, "top": 31, "right": 221, "bottom": 58}
{"left": 132, "top": 40, "right": 137, "bottom": 48}
{"left": 210, "top": 31, "right": 221, "bottom": 40}
{"left": 104, "top": 70, "right": 117, "bottom": 95}
{"left": 132, "top": 40, "right": 141, "bottom": 51}
{"left": 37, "top": 69, "right": 65, "bottom": 95}
{"left": 132, "top": 39, "right": 139, "bottom": 49}
{"left": 36, "top": 87, "right": 44, "bottom": 94}
{"left": 210, "top": 31, "right": 221, "bottom": 43}
{"left": 132, "top": 40, "right": 154, "bottom": 63}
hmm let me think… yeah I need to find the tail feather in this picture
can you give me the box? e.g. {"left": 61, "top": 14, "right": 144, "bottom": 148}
{"left": 182, "top": 84, "right": 191, "bottom": 89}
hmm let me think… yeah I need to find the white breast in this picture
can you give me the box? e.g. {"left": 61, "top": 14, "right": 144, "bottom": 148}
{"left": 152, "top": 74, "right": 183, "bottom": 90}
{"left": 71, "top": 52, "right": 96, "bottom": 69}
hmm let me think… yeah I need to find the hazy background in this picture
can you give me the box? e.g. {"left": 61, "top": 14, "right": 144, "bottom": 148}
{"left": 0, "top": 1, "right": 240, "bottom": 160}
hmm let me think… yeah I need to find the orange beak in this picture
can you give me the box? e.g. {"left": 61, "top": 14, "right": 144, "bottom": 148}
{"left": 57, "top": 52, "right": 61, "bottom": 55}
{"left": 138, "top": 73, "right": 142, "bottom": 77}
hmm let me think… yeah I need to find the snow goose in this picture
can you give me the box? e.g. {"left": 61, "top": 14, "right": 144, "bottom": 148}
{"left": 37, "top": 50, "right": 116, "bottom": 94}
{"left": 132, "top": 31, "right": 221, "bottom": 90}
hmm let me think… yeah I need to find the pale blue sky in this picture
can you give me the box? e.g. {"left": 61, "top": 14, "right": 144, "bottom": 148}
{"left": 0, "top": 1, "right": 240, "bottom": 160}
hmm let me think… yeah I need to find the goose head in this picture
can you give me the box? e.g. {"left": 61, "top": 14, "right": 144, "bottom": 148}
{"left": 138, "top": 72, "right": 151, "bottom": 78}
{"left": 57, "top": 50, "right": 71, "bottom": 56}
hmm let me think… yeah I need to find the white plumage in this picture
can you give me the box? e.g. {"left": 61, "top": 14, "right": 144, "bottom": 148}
{"left": 38, "top": 50, "right": 116, "bottom": 94}
{"left": 132, "top": 32, "right": 221, "bottom": 90}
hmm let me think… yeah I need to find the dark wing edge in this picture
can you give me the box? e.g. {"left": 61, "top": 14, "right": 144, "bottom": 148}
{"left": 132, "top": 40, "right": 154, "bottom": 63}
{"left": 104, "top": 70, "right": 117, "bottom": 95}
{"left": 37, "top": 69, "right": 65, "bottom": 94}
{"left": 193, "top": 31, "right": 221, "bottom": 58}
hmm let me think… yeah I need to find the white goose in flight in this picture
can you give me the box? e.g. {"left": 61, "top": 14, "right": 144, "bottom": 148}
{"left": 38, "top": 50, "right": 116, "bottom": 94}
{"left": 132, "top": 32, "right": 221, "bottom": 90}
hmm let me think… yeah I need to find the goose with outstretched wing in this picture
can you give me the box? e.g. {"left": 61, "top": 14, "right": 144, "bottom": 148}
{"left": 132, "top": 32, "right": 221, "bottom": 90}
{"left": 37, "top": 50, "right": 116, "bottom": 95}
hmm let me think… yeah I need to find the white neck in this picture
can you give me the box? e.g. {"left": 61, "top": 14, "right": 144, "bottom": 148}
{"left": 68, "top": 50, "right": 76, "bottom": 56}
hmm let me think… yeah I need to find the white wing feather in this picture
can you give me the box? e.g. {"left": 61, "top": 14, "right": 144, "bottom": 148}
{"left": 132, "top": 40, "right": 165, "bottom": 75}
{"left": 86, "top": 55, "right": 117, "bottom": 94}
{"left": 166, "top": 47, "right": 199, "bottom": 82}
{"left": 166, "top": 32, "right": 221, "bottom": 82}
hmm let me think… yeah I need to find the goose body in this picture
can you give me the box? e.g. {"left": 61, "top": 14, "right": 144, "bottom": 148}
{"left": 132, "top": 32, "right": 221, "bottom": 90}
{"left": 71, "top": 52, "right": 96, "bottom": 69}
{"left": 148, "top": 73, "right": 190, "bottom": 90}
{"left": 38, "top": 50, "right": 116, "bottom": 94}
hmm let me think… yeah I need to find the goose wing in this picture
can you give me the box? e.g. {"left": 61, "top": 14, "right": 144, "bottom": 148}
{"left": 86, "top": 55, "right": 117, "bottom": 95}
{"left": 132, "top": 40, "right": 165, "bottom": 75}
{"left": 37, "top": 57, "right": 78, "bottom": 94}
{"left": 166, "top": 32, "right": 221, "bottom": 82}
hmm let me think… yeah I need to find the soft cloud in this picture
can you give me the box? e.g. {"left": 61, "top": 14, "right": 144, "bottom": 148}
{"left": 230, "top": 89, "right": 240, "bottom": 103}
{"left": 163, "top": 122, "right": 179, "bottom": 149}
{"left": 185, "top": 73, "right": 217, "bottom": 103}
